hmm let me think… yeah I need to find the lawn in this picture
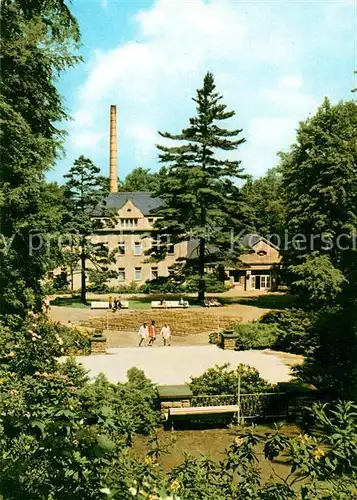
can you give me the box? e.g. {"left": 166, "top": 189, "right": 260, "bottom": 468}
{"left": 132, "top": 423, "right": 300, "bottom": 481}
{"left": 52, "top": 294, "right": 202, "bottom": 310}
{"left": 52, "top": 296, "right": 90, "bottom": 308}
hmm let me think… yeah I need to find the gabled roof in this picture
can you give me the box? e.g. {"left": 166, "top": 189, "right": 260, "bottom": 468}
{"left": 240, "top": 233, "right": 280, "bottom": 251}
{"left": 185, "top": 233, "right": 280, "bottom": 260}
{"left": 96, "top": 192, "right": 163, "bottom": 216}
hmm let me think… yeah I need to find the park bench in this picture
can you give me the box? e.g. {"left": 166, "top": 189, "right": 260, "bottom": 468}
{"left": 167, "top": 405, "right": 239, "bottom": 419}
{"left": 91, "top": 301, "right": 108, "bottom": 309}
{"left": 151, "top": 300, "right": 189, "bottom": 309}
{"left": 90, "top": 301, "right": 129, "bottom": 310}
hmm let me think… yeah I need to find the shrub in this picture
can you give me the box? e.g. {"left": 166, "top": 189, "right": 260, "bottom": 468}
{"left": 141, "top": 276, "right": 184, "bottom": 294}
{"left": 260, "top": 308, "right": 317, "bottom": 354}
{"left": 107, "top": 281, "right": 142, "bottom": 294}
{"left": 189, "top": 363, "right": 274, "bottom": 395}
{"left": 87, "top": 269, "right": 110, "bottom": 292}
{"left": 59, "top": 324, "right": 91, "bottom": 355}
{"left": 184, "top": 273, "right": 228, "bottom": 293}
{"left": 53, "top": 271, "right": 70, "bottom": 291}
{"left": 209, "top": 331, "right": 220, "bottom": 345}
{"left": 232, "top": 322, "right": 279, "bottom": 351}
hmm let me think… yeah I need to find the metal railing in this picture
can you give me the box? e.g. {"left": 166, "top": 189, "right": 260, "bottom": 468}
{"left": 189, "top": 392, "right": 296, "bottom": 420}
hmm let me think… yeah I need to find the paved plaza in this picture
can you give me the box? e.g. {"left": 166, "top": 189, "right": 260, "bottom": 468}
{"left": 75, "top": 345, "right": 299, "bottom": 385}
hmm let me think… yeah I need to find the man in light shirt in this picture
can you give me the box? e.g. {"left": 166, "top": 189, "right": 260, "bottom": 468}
{"left": 138, "top": 322, "right": 149, "bottom": 347}
{"left": 160, "top": 323, "right": 171, "bottom": 346}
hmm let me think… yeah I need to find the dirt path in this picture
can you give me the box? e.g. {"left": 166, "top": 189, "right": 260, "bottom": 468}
{"left": 75, "top": 345, "right": 301, "bottom": 385}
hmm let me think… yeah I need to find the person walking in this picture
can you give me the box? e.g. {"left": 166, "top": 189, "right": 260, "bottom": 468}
{"left": 43, "top": 296, "right": 51, "bottom": 314}
{"left": 138, "top": 322, "right": 149, "bottom": 347}
{"left": 160, "top": 323, "right": 171, "bottom": 346}
{"left": 148, "top": 320, "right": 156, "bottom": 346}
{"left": 108, "top": 296, "right": 113, "bottom": 310}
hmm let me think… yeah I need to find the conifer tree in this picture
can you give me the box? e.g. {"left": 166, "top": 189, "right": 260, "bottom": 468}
{"left": 153, "top": 72, "right": 250, "bottom": 302}
{"left": 63, "top": 156, "right": 115, "bottom": 304}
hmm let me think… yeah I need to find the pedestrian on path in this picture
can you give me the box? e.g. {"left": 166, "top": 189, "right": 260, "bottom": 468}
{"left": 108, "top": 296, "right": 113, "bottom": 310}
{"left": 43, "top": 296, "right": 51, "bottom": 314}
{"left": 138, "top": 322, "right": 149, "bottom": 347}
{"left": 160, "top": 323, "right": 171, "bottom": 346}
{"left": 148, "top": 320, "right": 156, "bottom": 346}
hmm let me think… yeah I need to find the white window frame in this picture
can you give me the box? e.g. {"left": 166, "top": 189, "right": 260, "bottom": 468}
{"left": 151, "top": 267, "right": 159, "bottom": 280}
{"left": 134, "top": 241, "right": 141, "bottom": 256}
{"left": 118, "top": 268, "right": 126, "bottom": 282}
{"left": 134, "top": 267, "right": 142, "bottom": 281}
{"left": 118, "top": 242, "right": 125, "bottom": 255}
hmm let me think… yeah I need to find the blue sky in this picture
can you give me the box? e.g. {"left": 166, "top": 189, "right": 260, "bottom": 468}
{"left": 51, "top": 0, "right": 356, "bottom": 185}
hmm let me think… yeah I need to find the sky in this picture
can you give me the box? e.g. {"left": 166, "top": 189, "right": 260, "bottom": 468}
{"left": 51, "top": 0, "right": 356, "bottom": 185}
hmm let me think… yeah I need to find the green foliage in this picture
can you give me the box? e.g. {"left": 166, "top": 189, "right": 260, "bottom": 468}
{"left": 185, "top": 272, "right": 228, "bottom": 293}
{"left": 0, "top": 315, "right": 159, "bottom": 499}
{"left": 119, "top": 166, "right": 166, "bottom": 192}
{"left": 290, "top": 253, "right": 347, "bottom": 307}
{"left": 107, "top": 281, "right": 141, "bottom": 294}
{"left": 281, "top": 98, "right": 357, "bottom": 305}
{"left": 260, "top": 308, "right": 318, "bottom": 354}
{"left": 141, "top": 276, "right": 184, "bottom": 294}
{"left": 0, "top": 0, "right": 81, "bottom": 316}
{"left": 208, "top": 332, "right": 220, "bottom": 345}
{"left": 142, "top": 270, "right": 230, "bottom": 294}
{"left": 295, "top": 298, "right": 357, "bottom": 400}
{"left": 63, "top": 156, "right": 117, "bottom": 303}
{"left": 241, "top": 167, "right": 285, "bottom": 238}
{"left": 87, "top": 269, "right": 110, "bottom": 293}
{"left": 51, "top": 270, "right": 70, "bottom": 291}
{"left": 153, "top": 72, "right": 250, "bottom": 302}
{"left": 165, "top": 401, "right": 357, "bottom": 500}
{"left": 232, "top": 323, "right": 279, "bottom": 351}
{"left": 0, "top": 315, "right": 91, "bottom": 378}
{"left": 189, "top": 363, "right": 273, "bottom": 396}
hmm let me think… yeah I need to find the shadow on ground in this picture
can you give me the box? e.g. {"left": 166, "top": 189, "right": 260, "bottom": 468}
{"left": 221, "top": 293, "right": 297, "bottom": 310}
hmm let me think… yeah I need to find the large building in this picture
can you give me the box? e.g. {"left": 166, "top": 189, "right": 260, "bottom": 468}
{"left": 69, "top": 105, "right": 280, "bottom": 291}
{"left": 71, "top": 191, "right": 188, "bottom": 289}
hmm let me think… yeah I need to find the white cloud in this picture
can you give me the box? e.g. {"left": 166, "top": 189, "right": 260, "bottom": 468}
{"left": 66, "top": 0, "right": 353, "bottom": 180}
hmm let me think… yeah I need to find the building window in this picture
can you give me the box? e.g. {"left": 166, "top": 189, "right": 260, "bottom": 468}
{"left": 134, "top": 241, "right": 141, "bottom": 255}
{"left": 148, "top": 218, "right": 154, "bottom": 225}
{"left": 161, "top": 234, "right": 175, "bottom": 255}
{"left": 134, "top": 267, "right": 142, "bottom": 281}
{"left": 151, "top": 267, "right": 158, "bottom": 280}
{"left": 118, "top": 268, "right": 125, "bottom": 282}
{"left": 122, "top": 218, "right": 138, "bottom": 229}
{"left": 151, "top": 238, "right": 159, "bottom": 253}
{"left": 47, "top": 271, "right": 54, "bottom": 280}
{"left": 118, "top": 242, "right": 125, "bottom": 255}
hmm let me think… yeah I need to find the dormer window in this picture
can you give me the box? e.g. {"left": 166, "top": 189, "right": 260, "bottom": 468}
{"left": 257, "top": 250, "right": 267, "bottom": 256}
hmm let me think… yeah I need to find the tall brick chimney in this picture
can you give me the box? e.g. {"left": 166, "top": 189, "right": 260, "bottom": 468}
{"left": 109, "top": 104, "right": 118, "bottom": 193}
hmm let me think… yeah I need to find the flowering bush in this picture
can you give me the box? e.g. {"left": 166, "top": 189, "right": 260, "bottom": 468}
{"left": 1, "top": 313, "right": 356, "bottom": 499}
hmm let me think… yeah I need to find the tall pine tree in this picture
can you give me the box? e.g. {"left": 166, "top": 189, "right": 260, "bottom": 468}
{"left": 152, "top": 72, "right": 250, "bottom": 302}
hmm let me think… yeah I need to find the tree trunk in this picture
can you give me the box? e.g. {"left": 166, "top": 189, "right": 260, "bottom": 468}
{"left": 80, "top": 238, "right": 86, "bottom": 304}
{"left": 198, "top": 237, "right": 205, "bottom": 304}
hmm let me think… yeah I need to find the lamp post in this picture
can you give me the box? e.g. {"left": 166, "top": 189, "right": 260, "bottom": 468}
{"left": 237, "top": 372, "right": 241, "bottom": 425}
